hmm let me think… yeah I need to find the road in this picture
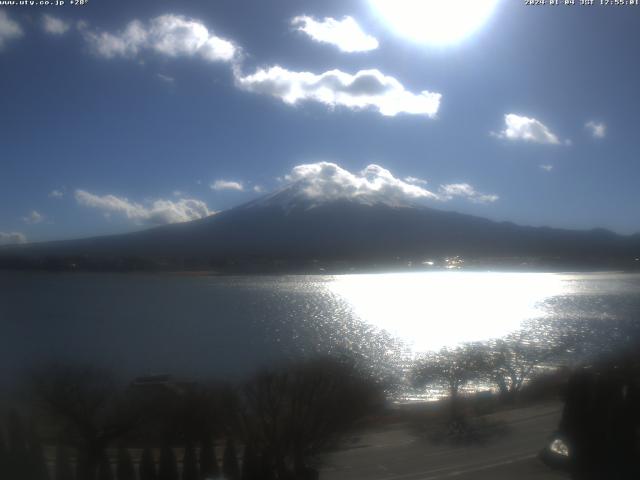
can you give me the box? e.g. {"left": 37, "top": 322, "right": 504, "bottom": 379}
{"left": 322, "top": 402, "right": 568, "bottom": 480}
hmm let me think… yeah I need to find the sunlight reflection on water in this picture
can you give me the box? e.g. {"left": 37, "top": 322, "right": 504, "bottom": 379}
{"left": 326, "top": 271, "right": 568, "bottom": 353}
{"left": 2, "top": 271, "right": 639, "bottom": 385}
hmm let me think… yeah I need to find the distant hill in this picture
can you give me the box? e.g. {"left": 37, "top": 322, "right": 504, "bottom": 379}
{"left": 2, "top": 182, "right": 639, "bottom": 272}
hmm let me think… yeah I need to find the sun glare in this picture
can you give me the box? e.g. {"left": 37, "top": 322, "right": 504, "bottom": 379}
{"left": 328, "top": 272, "right": 565, "bottom": 353}
{"left": 369, "top": 0, "right": 502, "bottom": 46}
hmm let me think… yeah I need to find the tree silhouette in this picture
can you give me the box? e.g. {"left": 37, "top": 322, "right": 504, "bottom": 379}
{"left": 97, "top": 454, "right": 114, "bottom": 480}
{"left": 116, "top": 446, "right": 136, "bottom": 480}
{"left": 236, "top": 357, "right": 380, "bottom": 478}
{"left": 139, "top": 447, "right": 157, "bottom": 480}
{"left": 173, "top": 386, "right": 220, "bottom": 446}
{"left": 486, "top": 335, "right": 552, "bottom": 402}
{"left": 0, "top": 431, "right": 7, "bottom": 477}
{"left": 27, "top": 419, "right": 49, "bottom": 480}
{"left": 414, "top": 344, "right": 488, "bottom": 417}
{"left": 478, "top": 322, "right": 570, "bottom": 403}
{"left": 182, "top": 442, "right": 198, "bottom": 480}
{"left": 222, "top": 439, "right": 240, "bottom": 480}
{"left": 6, "top": 410, "right": 30, "bottom": 478}
{"left": 1, "top": 413, "right": 50, "bottom": 480}
{"left": 138, "top": 380, "right": 223, "bottom": 453}
{"left": 158, "top": 445, "right": 178, "bottom": 480}
{"left": 54, "top": 445, "right": 74, "bottom": 480}
{"left": 198, "top": 436, "right": 219, "bottom": 480}
{"left": 32, "top": 365, "right": 147, "bottom": 480}
{"left": 240, "top": 444, "right": 260, "bottom": 480}
{"left": 76, "top": 449, "right": 90, "bottom": 480}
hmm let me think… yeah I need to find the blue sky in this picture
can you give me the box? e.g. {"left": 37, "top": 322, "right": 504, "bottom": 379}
{"left": 1, "top": 0, "right": 639, "bottom": 243}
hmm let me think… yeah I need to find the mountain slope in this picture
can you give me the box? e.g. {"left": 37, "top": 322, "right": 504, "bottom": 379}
{"left": 2, "top": 185, "right": 639, "bottom": 271}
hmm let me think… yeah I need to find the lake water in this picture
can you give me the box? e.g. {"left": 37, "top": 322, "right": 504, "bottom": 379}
{"left": 1, "top": 271, "right": 639, "bottom": 384}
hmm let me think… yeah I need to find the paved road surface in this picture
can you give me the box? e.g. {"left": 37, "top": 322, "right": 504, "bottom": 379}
{"left": 322, "top": 402, "right": 568, "bottom": 480}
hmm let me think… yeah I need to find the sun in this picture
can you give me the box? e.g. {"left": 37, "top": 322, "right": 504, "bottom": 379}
{"left": 369, "top": 0, "right": 502, "bottom": 47}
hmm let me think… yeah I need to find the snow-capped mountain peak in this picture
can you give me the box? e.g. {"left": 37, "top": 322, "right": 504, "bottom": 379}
{"left": 241, "top": 162, "right": 436, "bottom": 211}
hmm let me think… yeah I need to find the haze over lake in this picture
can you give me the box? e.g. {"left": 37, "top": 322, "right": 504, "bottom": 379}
{"left": 2, "top": 270, "right": 639, "bottom": 385}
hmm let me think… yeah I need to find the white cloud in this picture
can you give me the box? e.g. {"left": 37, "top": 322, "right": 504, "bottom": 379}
{"left": 79, "top": 16, "right": 435, "bottom": 120}
{"left": 80, "top": 20, "right": 146, "bottom": 58}
{"left": 157, "top": 73, "right": 175, "bottom": 83}
{"left": 235, "top": 66, "right": 441, "bottom": 118}
{"left": 540, "top": 164, "right": 554, "bottom": 172}
{"left": 22, "top": 210, "right": 44, "bottom": 224}
{"left": 282, "top": 162, "right": 497, "bottom": 206}
{"left": 0, "top": 232, "right": 27, "bottom": 246}
{"left": 42, "top": 14, "right": 70, "bottom": 35}
{"left": 49, "top": 189, "right": 64, "bottom": 198}
{"left": 82, "top": 14, "right": 238, "bottom": 62}
{"left": 404, "top": 176, "right": 428, "bottom": 185}
{"left": 585, "top": 120, "right": 606, "bottom": 139}
{"left": 211, "top": 180, "right": 244, "bottom": 191}
{"left": 0, "top": 11, "right": 23, "bottom": 50}
{"left": 292, "top": 15, "right": 378, "bottom": 53}
{"left": 493, "top": 114, "right": 565, "bottom": 145}
{"left": 285, "top": 162, "right": 438, "bottom": 205}
{"left": 252, "top": 185, "right": 265, "bottom": 193}
{"left": 439, "top": 183, "right": 499, "bottom": 204}
{"left": 75, "top": 190, "right": 213, "bottom": 225}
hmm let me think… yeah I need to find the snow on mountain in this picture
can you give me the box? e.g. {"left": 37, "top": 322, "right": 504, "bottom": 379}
{"left": 241, "top": 162, "right": 437, "bottom": 211}
{"left": 239, "top": 162, "right": 499, "bottom": 212}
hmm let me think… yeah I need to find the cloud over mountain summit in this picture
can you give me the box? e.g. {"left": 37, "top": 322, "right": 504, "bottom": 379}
{"left": 274, "top": 162, "right": 497, "bottom": 207}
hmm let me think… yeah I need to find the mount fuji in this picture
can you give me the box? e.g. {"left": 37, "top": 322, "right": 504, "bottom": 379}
{"left": 2, "top": 169, "right": 639, "bottom": 272}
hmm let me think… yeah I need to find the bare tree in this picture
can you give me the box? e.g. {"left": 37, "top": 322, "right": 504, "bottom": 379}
{"left": 54, "top": 445, "right": 74, "bottom": 480}
{"left": 199, "top": 436, "right": 219, "bottom": 480}
{"left": 139, "top": 447, "right": 157, "bottom": 480}
{"left": 486, "top": 329, "right": 566, "bottom": 403}
{"left": 222, "top": 439, "right": 240, "bottom": 480}
{"left": 182, "top": 441, "right": 197, "bottom": 480}
{"left": 169, "top": 384, "right": 221, "bottom": 444}
{"left": 5, "top": 410, "right": 30, "bottom": 478}
{"left": 1, "top": 410, "right": 50, "bottom": 480}
{"left": 241, "top": 443, "right": 260, "bottom": 480}
{"left": 97, "top": 454, "right": 114, "bottom": 480}
{"left": 413, "top": 344, "right": 488, "bottom": 417}
{"left": 116, "top": 446, "right": 136, "bottom": 480}
{"left": 235, "top": 357, "right": 381, "bottom": 478}
{"left": 158, "top": 444, "right": 178, "bottom": 480}
{"left": 27, "top": 419, "right": 49, "bottom": 480}
{"left": 31, "top": 365, "right": 147, "bottom": 480}
{"left": 0, "top": 427, "right": 6, "bottom": 474}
